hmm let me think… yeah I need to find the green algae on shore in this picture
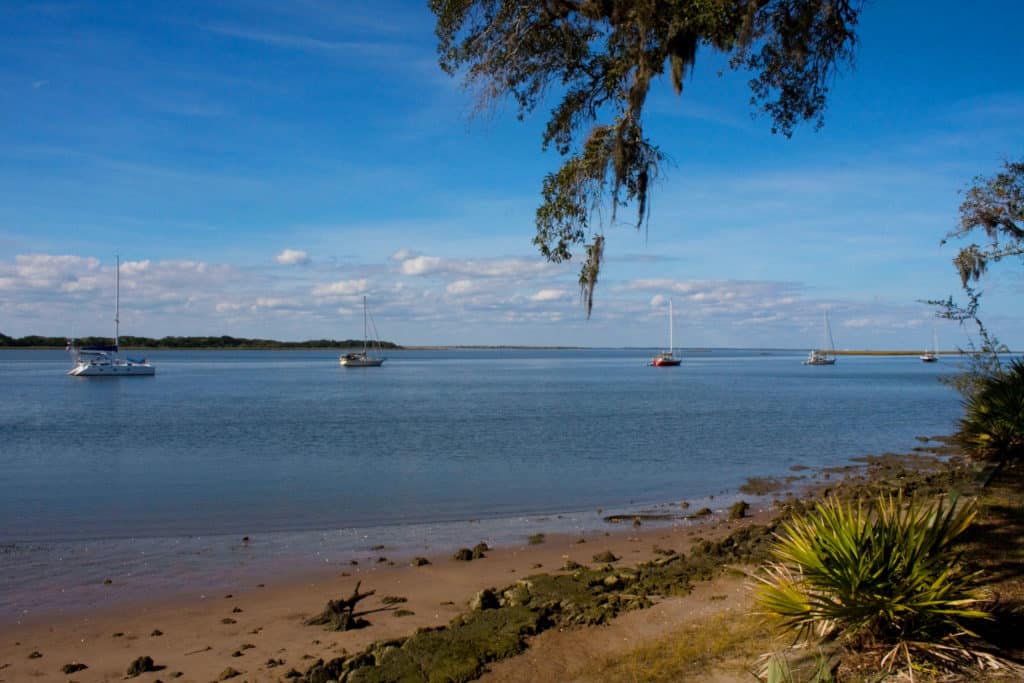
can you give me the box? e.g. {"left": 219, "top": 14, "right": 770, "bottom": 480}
{"left": 290, "top": 521, "right": 780, "bottom": 682}
{"left": 738, "top": 476, "right": 786, "bottom": 495}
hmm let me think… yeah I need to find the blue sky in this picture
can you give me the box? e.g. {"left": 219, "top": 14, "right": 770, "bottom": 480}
{"left": 1, "top": 1, "right": 1021, "bottom": 349}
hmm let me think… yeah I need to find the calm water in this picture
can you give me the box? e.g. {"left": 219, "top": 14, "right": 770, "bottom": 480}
{"left": 0, "top": 348, "right": 961, "bottom": 620}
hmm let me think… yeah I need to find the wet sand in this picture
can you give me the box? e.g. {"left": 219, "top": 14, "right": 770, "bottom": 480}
{"left": 0, "top": 506, "right": 777, "bottom": 682}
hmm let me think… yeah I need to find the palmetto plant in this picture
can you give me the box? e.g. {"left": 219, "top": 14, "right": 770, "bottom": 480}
{"left": 754, "top": 494, "right": 993, "bottom": 674}
{"left": 957, "top": 358, "right": 1024, "bottom": 462}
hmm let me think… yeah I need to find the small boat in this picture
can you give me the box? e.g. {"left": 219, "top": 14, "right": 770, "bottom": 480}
{"left": 804, "top": 349, "right": 836, "bottom": 366}
{"left": 804, "top": 309, "right": 836, "bottom": 366}
{"left": 650, "top": 299, "right": 681, "bottom": 367}
{"left": 340, "top": 296, "right": 385, "bottom": 367}
{"left": 920, "top": 328, "right": 939, "bottom": 362}
{"left": 67, "top": 256, "right": 155, "bottom": 377}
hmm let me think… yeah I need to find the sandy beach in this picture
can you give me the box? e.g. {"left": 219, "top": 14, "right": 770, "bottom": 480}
{"left": 0, "top": 504, "right": 777, "bottom": 683}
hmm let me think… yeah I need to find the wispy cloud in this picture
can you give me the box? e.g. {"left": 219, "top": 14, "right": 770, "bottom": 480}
{"left": 943, "top": 91, "right": 1024, "bottom": 126}
{"left": 203, "top": 24, "right": 406, "bottom": 60}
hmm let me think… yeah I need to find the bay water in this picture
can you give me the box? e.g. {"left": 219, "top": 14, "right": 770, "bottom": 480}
{"left": 0, "top": 348, "right": 961, "bottom": 621}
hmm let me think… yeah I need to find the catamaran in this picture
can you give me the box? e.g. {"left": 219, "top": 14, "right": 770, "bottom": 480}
{"left": 650, "top": 298, "right": 681, "bottom": 367}
{"left": 804, "top": 309, "right": 836, "bottom": 366}
{"left": 67, "top": 256, "right": 155, "bottom": 376}
{"left": 340, "top": 296, "right": 386, "bottom": 367}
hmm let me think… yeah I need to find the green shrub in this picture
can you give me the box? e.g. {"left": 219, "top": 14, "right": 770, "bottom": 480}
{"left": 754, "top": 494, "right": 990, "bottom": 673}
{"left": 957, "top": 358, "right": 1024, "bottom": 461}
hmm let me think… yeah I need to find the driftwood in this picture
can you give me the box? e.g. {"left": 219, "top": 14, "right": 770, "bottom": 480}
{"left": 305, "top": 581, "right": 375, "bottom": 631}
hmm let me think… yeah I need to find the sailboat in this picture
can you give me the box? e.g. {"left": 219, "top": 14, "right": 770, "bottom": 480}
{"left": 650, "top": 299, "right": 682, "bottom": 367}
{"left": 339, "top": 296, "right": 386, "bottom": 367}
{"left": 67, "top": 256, "right": 155, "bottom": 376}
{"left": 804, "top": 309, "right": 836, "bottom": 366}
{"left": 920, "top": 327, "right": 939, "bottom": 362}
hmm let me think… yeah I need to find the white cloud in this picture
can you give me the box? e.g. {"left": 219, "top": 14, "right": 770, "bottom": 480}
{"left": 274, "top": 249, "right": 310, "bottom": 265}
{"left": 12, "top": 254, "right": 100, "bottom": 288}
{"left": 530, "top": 288, "right": 566, "bottom": 302}
{"left": 253, "top": 297, "right": 296, "bottom": 310}
{"left": 445, "top": 279, "right": 479, "bottom": 296}
{"left": 59, "top": 275, "right": 104, "bottom": 293}
{"left": 396, "top": 253, "right": 555, "bottom": 280}
{"left": 390, "top": 248, "right": 416, "bottom": 261}
{"left": 119, "top": 259, "right": 151, "bottom": 278}
{"left": 734, "top": 314, "right": 785, "bottom": 326}
{"left": 400, "top": 255, "right": 444, "bottom": 276}
{"left": 0, "top": 252, "right": 1010, "bottom": 349}
{"left": 312, "top": 278, "right": 368, "bottom": 297}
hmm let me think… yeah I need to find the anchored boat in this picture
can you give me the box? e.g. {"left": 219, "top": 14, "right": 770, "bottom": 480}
{"left": 67, "top": 255, "right": 155, "bottom": 377}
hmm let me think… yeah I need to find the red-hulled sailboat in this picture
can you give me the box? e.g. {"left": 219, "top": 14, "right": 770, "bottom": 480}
{"left": 650, "top": 299, "right": 681, "bottom": 367}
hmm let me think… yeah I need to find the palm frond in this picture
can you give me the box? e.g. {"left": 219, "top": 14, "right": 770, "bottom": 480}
{"left": 754, "top": 493, "right": 990, "bottom": 676}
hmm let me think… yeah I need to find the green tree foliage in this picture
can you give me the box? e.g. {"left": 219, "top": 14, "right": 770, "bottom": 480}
{"left": 944, "top": 160, "right": 1024, "bottom": 287}
{"left": 431, "top": 0, "right": 861, "bottom": 314}
{"left": 755, "top": 494, "right": 994, "bottom": 676}
{"left": 932, "top": 160, "right": 1022, "bottom": 394}
{"left": 957, "top": 358, "right": 1024, "bottom": 462}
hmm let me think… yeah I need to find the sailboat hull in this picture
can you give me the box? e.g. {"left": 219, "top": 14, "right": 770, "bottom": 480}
{"left": 339, "top": 354, "right": 384, "bottom": 367}
{"left": 68, "top": 360, "right": 155, "bottom": 376}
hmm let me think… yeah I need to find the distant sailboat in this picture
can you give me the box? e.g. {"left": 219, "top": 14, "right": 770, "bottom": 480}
{"left": 67, "top": 255, "right": 155, "bottom": 376}
{"left": 920, "top": 328, "right": 939, "bottom": 363}
{"left": 339, "top": 296, "right": 385, "bottom": 367}
{"left": 650, "top": 299, "right": 681, "bottom": 367}
{"left": 804, "top": 309, "right": 836, "bottom": 366}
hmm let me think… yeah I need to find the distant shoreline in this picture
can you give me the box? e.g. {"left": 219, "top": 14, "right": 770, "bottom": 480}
{"left": 831, "top": 349, "right": 965, "bottom": 356}
{"left": 0, "top": 345, "right": 985, "bottom": 354}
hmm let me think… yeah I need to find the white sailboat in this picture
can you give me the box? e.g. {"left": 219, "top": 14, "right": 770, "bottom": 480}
{"left": 339, "top": 296, "right": 385, "bottom": 367}
{"left": 650, "top": 298, "right": 681, "bottom": 367}
{"left": 804, "top": 309, "right": 836, "bottom": 366}
{"left": 67, "top": 256, "right": 155, "bottom": 376}
{"left": 920, "top": 327, "right": 939, "bottom": 362}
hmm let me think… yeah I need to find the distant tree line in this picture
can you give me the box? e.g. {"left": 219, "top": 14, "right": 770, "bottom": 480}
{"left": 0, "top": 332, "right": 402, "bottom": 350}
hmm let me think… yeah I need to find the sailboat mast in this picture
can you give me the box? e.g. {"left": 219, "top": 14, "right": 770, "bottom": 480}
{"left": 363, "top": 295, "right": 368, "bottom": 354}
{"left": 669, "top": 299, "right": 674, "bottom": 353}
{"left": 825, "top": 309, "right": 835, "bottom": 356}
{"left": 114, "top": 254, "right": 120, "bottom": 349}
